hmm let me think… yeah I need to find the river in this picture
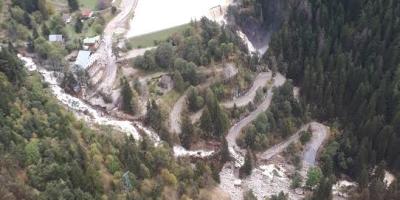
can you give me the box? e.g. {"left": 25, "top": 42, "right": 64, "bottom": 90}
{"left": 18, "top": 54, "right": 214, "bottom": 158}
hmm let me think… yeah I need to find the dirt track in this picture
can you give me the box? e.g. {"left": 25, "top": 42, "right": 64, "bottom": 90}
{"left": 222, "top": 72, "right": 271, "bottom": 108}
{"left": 89, "top": 0, "right": 138, "bottom": 93}
{"left": 225, "top": 73, "right": 286, "bottom": 163}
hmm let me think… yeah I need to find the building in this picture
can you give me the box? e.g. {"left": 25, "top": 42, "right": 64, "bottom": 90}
{"left": 75, "top": 50, "right": 91, "bottom": 69}
{"left": 48, "top": 34, "right": 64, "bottom": 42}
{"left": 83, "top": 36, "right": 101, "bottom": 51}
{"left": 81, "top": 9, "right": 94, "bottom": 19}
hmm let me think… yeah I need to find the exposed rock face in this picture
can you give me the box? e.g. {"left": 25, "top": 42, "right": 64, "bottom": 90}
{"left": 230, "top": 0, "right": 307, "bottom": 54}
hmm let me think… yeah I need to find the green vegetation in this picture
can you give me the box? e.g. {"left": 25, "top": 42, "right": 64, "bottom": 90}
{"left": 120, "top": 77, "right": 138, "bottom": 114}
{"left": 290, "top": 171, "right": 302, "bottom": 189}
{"left": 268, "top": 192, "right": 289, "bottom": 200}
{"left": 0, "top": 40, "right": 220, "bottom": 200}
{"left": 79, "top": 0, "right": 98, "bottom": 10}
{"left": 299, "top": 130, "right": 312, "bottom": 145}
{"left": 180, "top": 113, "right": 196, "bottom": 149}
{"left": 51, "top": 0, "right": 98, "bottom": 10}
{"left": 132, "top": 17, "right": 245, "bottom": 73}
{"left": 243, "top": 190, "right": 257, "bottom": 200}
{"left": 237, "top": 82, "right": 306, "bottom": 151}
{"left": 220, "top": 0, "right": 400, "bottom": 197}
{"left": 128, "top": 23, "right": 191, "bottom": 48}
{"left": 239, "top": 149, "right": 254, "bottom": 178}
{"left": 187, "top": 86, "right": 204, "bottom": 112}
{"left": 200, "top": 89, "right": 230, "bottom": 139}
{"left": 238, "top": 0, "right": 400, "bottom": 198}
{"left": 306, "top": 167, "right": 322, "bottom": 188}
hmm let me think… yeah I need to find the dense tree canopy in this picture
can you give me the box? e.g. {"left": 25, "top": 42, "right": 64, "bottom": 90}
{"left": 0, "top": 46, "right": 218, "bottom": 199}
{"left": 256, "top": 0, "right": 400, "bottom": 198}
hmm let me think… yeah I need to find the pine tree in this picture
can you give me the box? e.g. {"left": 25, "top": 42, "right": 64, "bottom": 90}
{"left": 311, "top": 177, "right": 333, "bottom": 200}
{"left": 67, "top": 0, "right": 79, "bottom": 11}
{"left": 38, "top": 0, "right": 48, "bottom": 20}
{"left": 231, "top": 103, "right": 239, "bottom": 118}
{"left": 200, "top": 107, "right": 213, "bottom": 137}
{"left": 121, "top": 78, "right": 135, "bottom": 114}
{"left": 187, "top": 86, "right": 203, "bottom": 112}
{"left": 41, "top": 23, "right": 50, "bottom": 37}
{"left": 221, "top": 138, "right": 230, "bottom": 163}
{"left": 173, "top": 71, "right": 185, "bottom": 93}
{"left": 180, "top": 113, "right": 195, "bottom": 149}
{"left": 214, "top": 105, "right": 229, "bottom": 137}
{"left": 146, "top": 100, "right": 163, "bottom": 131}
{"left": 358, "top": 167, "right": 369, "bottom": 189}
{"left": 74, "top": 19, "right": 83, "bottom": 33}
{"left": 240, "top": 149, "right": 253, "bottom": 178}
{"left": 32, "top": 27, "right": 39, "bottom": 39}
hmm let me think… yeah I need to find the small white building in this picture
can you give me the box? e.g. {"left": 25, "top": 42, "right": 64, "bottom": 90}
{"left": 83, "top": 36, "right": 101, "bottom": 50}
{"left": 49, "top": 34, "right": 64, "bottom": 43}
{"left": 75, "top": 50, "right": 91, "bottom": 69}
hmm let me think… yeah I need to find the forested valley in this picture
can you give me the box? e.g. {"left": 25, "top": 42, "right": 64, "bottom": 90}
{"left": 3, "top": 0, "right": 400, "bottom": 199}
{"left": 245, "top": 0, "right": 400, "bottom": 199}
{"left": 0, "top": 0, "right": 224, "bottom": 199}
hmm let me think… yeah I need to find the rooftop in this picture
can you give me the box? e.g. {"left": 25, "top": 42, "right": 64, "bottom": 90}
{"left": 83, "top": 36, "right": 100, "bottom": 44}
{"left": 75, "top": 50, "right": 91, "bottom": 69}
{"left": 49, "top": 34, "right": 63, "bottom": 42}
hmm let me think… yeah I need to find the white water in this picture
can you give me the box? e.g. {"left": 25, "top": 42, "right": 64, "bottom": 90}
{"left": 18, "top": 54, "right": 214, "bottom": 157}
{"left": 237, "top": 30, "right": 256, "bottom": 53}
{"left": 19, "top": 55, "right": 142, "bottom": 140}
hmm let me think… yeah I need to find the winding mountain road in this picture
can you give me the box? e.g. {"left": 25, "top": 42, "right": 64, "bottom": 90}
{"left": 221, "top": 71, "right": 272, "bottom": 108}
{"left": 226, "top": 73, "right": 286, "bottom": 165}
{"left": 169, "top": 66, "right": 233, "bottom": 134}
{"left": 190, "top": 71, "right": 274, "bottom": 124}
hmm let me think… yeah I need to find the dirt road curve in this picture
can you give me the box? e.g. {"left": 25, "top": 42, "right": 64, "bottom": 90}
{"left": 169, "top": 67, "right": 230, "bottom": 134}
{"left": 191, "top": 71, "right": 273, "bottom": 124}
{"left": 90, "top": 0, "right": 138, "bottom": 93}
{"left": 303, "top": 122, "right": 329, "bottom": 166}
{"left": 222, "top": 72, "right": 271, "bottom": 108}
{"left": 258, "top": 124, "right": 309, "bottom": 160}
{"left": 169, "top": 91, "right": 187, "bottom": 134}
{"left": 226, "top": 73, "right": 286, "bottom": 161}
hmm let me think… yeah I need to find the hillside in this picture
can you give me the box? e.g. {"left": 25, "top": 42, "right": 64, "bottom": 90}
{"left": 261, "top": 0, "right": 400, "bottom": 198}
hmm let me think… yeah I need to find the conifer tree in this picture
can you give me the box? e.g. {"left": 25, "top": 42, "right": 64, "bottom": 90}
{"left": 240, "top": 149, "right": 253, "bottom": 178}
{"left": 67, "top": 0, "right": 79, "bottom": 11}
{"left": 181, "top": 113, "right": 195, "bottom": 149}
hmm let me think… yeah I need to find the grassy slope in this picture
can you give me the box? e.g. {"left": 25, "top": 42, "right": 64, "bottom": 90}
{"left": 128, "top": 23, "right": 190, "bottom": 48}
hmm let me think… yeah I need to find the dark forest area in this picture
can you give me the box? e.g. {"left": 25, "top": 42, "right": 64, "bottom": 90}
{"left": 259, "top": 0, "right": 400, "bottom": 199}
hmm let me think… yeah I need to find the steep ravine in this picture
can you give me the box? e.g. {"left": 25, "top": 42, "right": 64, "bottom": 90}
{"left": 18, "top": 55, "right": 214, "bottom": 158}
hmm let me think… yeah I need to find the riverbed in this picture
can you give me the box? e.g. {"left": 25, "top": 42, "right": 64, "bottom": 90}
{"left": 18, "top": 54, "right": 214, "bottom": 158}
